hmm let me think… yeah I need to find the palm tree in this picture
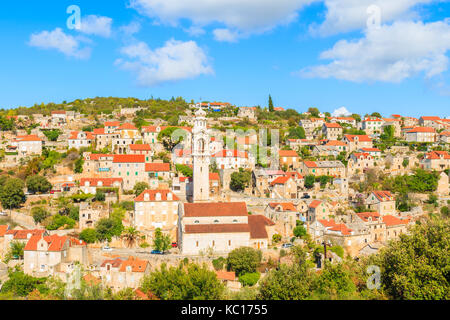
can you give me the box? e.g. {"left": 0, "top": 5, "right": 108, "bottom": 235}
{"left": 121, "top": 227, "right": 142, "bottom": 248}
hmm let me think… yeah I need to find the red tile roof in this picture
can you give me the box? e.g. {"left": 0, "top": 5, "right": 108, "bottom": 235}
{"left": 420, "top": 116, "right": 440, "bottom": 121}
{"left": 309, "top": 200, "right": 322, "bottom": 209}
{"left": 279, "top": 150, "right": 299, "bottom": 157}
{"left": 216, "top": 271, "right": 237, "bottom": 281}
{"left": 248, "top": 215, "right": 274, "bottom": 239}
{"left": 0, "top": 225, "right": 9, "bottom": 237}
{"left": 93, "top": 128, "right": 105, "bottom": 135}
{"left": 86, "top": 153, "right": 114, "bottom": 161}
{"left": 6, "top": 229, "right": 45, "bottom": 240}
{"left": 329, "top": 223, "right": 353, "bottom": 235}
{"left": 16, "top": 135, "right": 42, "bottom": 142}
{"left": 303, "top": 161, "right": 317, "bottom": 168}
{"left": 113, "top": 154, "right": 146, "bottom": 163}
{"left": 134, "top": 189, "right": 179, "bottom": 202}
{"left": 119, "top": 257, "right": 148, "bottom": 273}
{"left": 24, "top": 234, "right": 70, "bottom": 252}
{"left": 344, "top": 134, "right": 372, "bottom": 142}
{"left": 359, "top": 148, "right": 381, "bottom": 152}
{"left": 184, "top": 202, "right": 248, "bottom": 217}
{"left": 101, "top": 258, "right": 123, "bottom": 268}
{"left": 129, "top": 144, "right": 151, "bottom": 151}
{"left": 426, "top": 151, "right": 450, "bottom": 160}
{"left": 80, "top": 178, "right": 123, "bottom": 187}
{"left": 209, "top": 173, "right": 220, "bottom": 181}
{"left": 407, "top": 127, "right": 435, "bottom": 133}
{"left": 356, "top": 212, "right": 381, "bottom": 222}
{"left": 145, "top": 163, "right": 170, "bottom": 172}
{"left": 269, "top": 202, "right": 296, "bottom": 211}
{"left": 324, "top": 122, "right": 342, "bottom": 128}
{"left": 372, "top": 191, "right": 394, "bottom": 202}
{"left": 382, "top": 215, "right": 409, "bottom": 227}
{"left": 270, "top": 176, "right": 291, "bottom": 186}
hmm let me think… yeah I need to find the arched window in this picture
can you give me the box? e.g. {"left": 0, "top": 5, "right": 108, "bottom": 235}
{"left": 198, "top": 138, "right": 205, "bottom": 153}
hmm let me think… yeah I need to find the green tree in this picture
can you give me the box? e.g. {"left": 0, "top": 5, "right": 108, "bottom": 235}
{"left": 287, "top": 127, "right": 306, "bottom": 140}
{"left": 141, "top": 263, "right": 224, "bottom": 300}
{"left": 26, "top": 175, "right": 52, "bottom": 194}
{"left": 308, "top": 107, "right": 320, "bottom": 117}
{"left": 293, "top": 225, "right": 307, "bottom": 238}
{"left": 227, "top": 247, "right": 262, "bottom": 276}
{"left": 258, "top": 264, "right": 315, "bottom": 300}
{"left": 152, "top": 228, "right": 171, "bottom": 252}
{"left": 268, "top": 95, "right": 274, "bottom": 112}
{"left": 42, "top": 129, "right": 62, "bottom": 141}
{"left": 175, "top": 164, "right": 193, "bottom": 178}
{"left": 0, "top": 178, "right": 26, "bottom": 209}
{"left": 0, "top": 268, "right": 44, "bottom": 297}
{"left": 313, "top": 263, "right": 356, "bottom": 299}
{"left": 230, "top": 168, "right": 252, "bottom": 192}
{"left": 158, "top": 127, "right": 186, "bottom": 151}
{"left": 80, "top": 228, "right": 98, "bottom": 244}
{"left": 133, "top": 182, "right": 149, "bottom": 197}
{"left": 74, "top": 157, "right": 84, "bottom": 173}
{"left": 304, "top": 175, "right": 315, "bottom": 189}
{"left": 31, "top": 207, "right": 50, "bottom": 224}
{"left": 46, "top": 215, "right": 76, "bottom": 230}
{"left": 374, "top": 218, "right": 449, "bottom": 299}
{"left": 239, "top": 272, "right": 260, "bottom": 287}
{"left": 122, "top": 227, "right": 142, "bottom": 248}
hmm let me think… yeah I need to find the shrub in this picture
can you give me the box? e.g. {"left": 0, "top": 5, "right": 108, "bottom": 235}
{"left": 46, "top": 215, "right": 76, "bottom": 230}
{"left": 330, "top": 245, "right": 344, "bottom": 258}
{"left": 79, "top": 228, "right": 97, "bottom": 244}
{"left": 212, "top": 257, "right": 226, "bottom": 271}
{"left": 31, "top": 207, "right": 50, "bottom": 224}
{"left": 239, "top": 272, "right": 261, "bottom": 287}
{"left": 272, "top": 234, "right": 282, "bottom": 243}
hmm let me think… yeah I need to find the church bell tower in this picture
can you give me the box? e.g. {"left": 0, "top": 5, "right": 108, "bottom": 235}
{"left": 192, "top": 106, "right": 210, "bottom": 202}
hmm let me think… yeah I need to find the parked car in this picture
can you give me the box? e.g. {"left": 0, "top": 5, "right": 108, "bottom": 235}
{"left": 302, "top": 193, "right": 311, "bottom": 199}
{"left": 50, "top": 190, "right": 61, "bottom": 194}
{"left": 0, "top": 212, "right": 8, "bottom": 216}
{"left": 171, "top": 242, "right": 178, "bottom": 248}
{"left": 281, "top": 243, "right": 293, "bottom": 249}
{"left": 151, "top": 250, "right": 164, "bottom": 255}
{"left": 102, "top": 245, "right": 113, "bottom": 252}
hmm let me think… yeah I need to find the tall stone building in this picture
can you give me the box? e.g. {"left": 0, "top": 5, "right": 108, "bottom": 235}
{"left": 192, "top": 107, "right": 210, "bottom": 202}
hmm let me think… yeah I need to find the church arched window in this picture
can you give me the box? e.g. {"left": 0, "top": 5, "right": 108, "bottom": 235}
{"left": 198, "top": 138, "right": 205, "bottom": 153}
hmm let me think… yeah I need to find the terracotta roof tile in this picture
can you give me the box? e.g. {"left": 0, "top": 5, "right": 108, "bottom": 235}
{"left": 113, "top": 154, "right": 145, "bottom": 163}
{"left": 135, "top": 189, "right": 179, "bottom": 202}
{"left": 145, "top": 163, "right": 170, "bottom": 172}
{"left": 184, "top": 202, "right": 248, "bottom": 217}
{"left": 185, "top": 224, "right": 250, "bottom": 234}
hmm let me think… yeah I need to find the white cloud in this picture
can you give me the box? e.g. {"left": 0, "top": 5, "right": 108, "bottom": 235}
{"left": 185, "top": 26, "right": 206, "bottom": 37}
{"left": 130, "top": 0, "right": 315, "bottom": 34}
{"left": 213, "top": 29, "right": 240, "bottom": 42}
{"left": 28, "top": 28, "right": 91, "bottom": 59}
{"left": 311, "top": 0, "right": 434, "bottom": 36}
{"left": 116, "top": 39, "right": 214, "bottom": 86}
{"left": 78, "top": 15, "right": 113, "bottom": 38}
{"left": 299, "top": 20, "right": 450, "bottom": 83}
{"left": 332, "top": 107, "right": 352, "bottom": 117}
{"left": 120, "top": 21, "right": 141, "bottom": 36}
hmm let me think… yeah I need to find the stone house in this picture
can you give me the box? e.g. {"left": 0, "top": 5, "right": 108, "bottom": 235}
{"left": 299, "top": 160, "right": 346, "bottom": 178}
{"left": 343, "top": 134, "right": 373, "bottom": 152}
{"left": 307, "top": 200, "right": 331, "bottom": 222}
{"left": 322, "top": 122, "right": 343, "bottom": 140}
{"left": 366, "top": 191, "right": 396, "bottom": 216}
{"left": 278, "top": 149, "right": 300, "bottom": 170}
{"left": 23, "top": 234, "right": 87, "bottom": 277}
{"left": 347, "top": 152, "right": 375, "bottom": 175}
{"left": 112, "top": 155, "right": 147, "bottom": 191}
{"left": 99, "top": 256, "right": 150, "bottom": 292}
{"left": 133, "top": 189, "right": 181, "bottom": 242}
{"left": 178, "top": 202, "right": 275, "bottom": 255}
{"left": 405, "top": 127, "right": 436, "bottom": 143}
{"left": 269, "top": 176, "right": 299, "bottom": 199}
{"left": 420, "top": 151, "right": 450, "bottom": 171}
{"left": 265, "top": 202, "right": 298, "bottom": 237}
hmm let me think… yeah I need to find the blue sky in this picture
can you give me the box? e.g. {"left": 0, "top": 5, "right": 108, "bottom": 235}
{"left": 0, "top": 0, "right": 449, "bottom": 117}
